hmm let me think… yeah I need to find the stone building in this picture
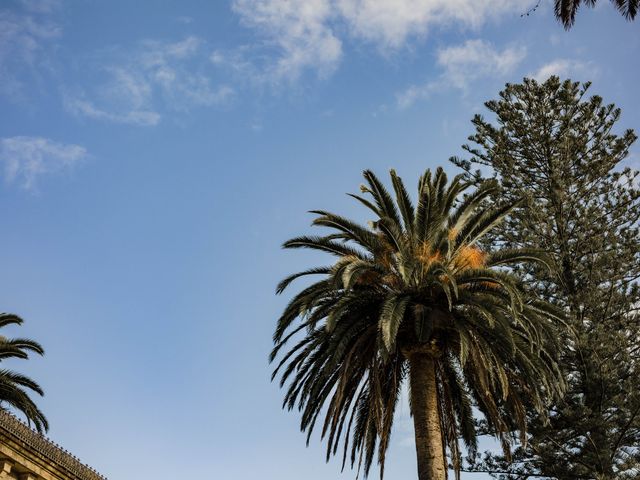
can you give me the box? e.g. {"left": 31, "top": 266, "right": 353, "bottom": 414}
{"left": 0, "top": 411, "right": 105, "bottom": 480}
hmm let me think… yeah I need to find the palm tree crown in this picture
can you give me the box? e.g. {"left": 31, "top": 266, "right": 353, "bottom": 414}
{"left": 272, "top": 168, "right": 565, "bottom": 479}
{"left": 0, "top": 313, "right": 48, "bottom": 432}
{"left": 555, "top": 0, "right": 638, "bottom": 28}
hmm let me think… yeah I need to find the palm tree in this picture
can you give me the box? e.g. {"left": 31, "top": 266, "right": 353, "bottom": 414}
{"left": 271, "top": 168, "right": 566, "bottom": 480}
{"left": 555, "top": 0, "right": 638, "bottom": 28}
{"left": 0, "top": 313, "right": 48, "bottom": 432}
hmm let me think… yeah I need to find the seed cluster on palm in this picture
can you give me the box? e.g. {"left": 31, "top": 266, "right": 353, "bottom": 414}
{"left": 272, "top": 168, "right": 566, "bottom": 479}
{"left": 0, "top": 313, "right": 48, "bottom": 433}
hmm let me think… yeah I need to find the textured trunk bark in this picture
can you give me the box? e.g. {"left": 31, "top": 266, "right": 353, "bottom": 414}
{"left": 409, "top": 352, "right": 447, "bottom": 480}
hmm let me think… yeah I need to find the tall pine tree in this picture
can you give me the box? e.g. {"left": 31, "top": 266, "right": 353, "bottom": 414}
{"left": 452, "top": 77, "right": 640, "bottom": 479}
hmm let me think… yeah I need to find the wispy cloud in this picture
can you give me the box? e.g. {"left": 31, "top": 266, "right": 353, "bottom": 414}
{"left": 531, "top": 58, "right": 596, "bottom": 81}
{"left": 396, "top": 39, "right": 527, "bottom": 108}
{"left": 19, "top": 0, "right": 62, "bottom": 13}
{"left": 232, "top": 0, "right": 342, "bottom": 84}
{"left": 230, "top": 0, "right": 535, "bottom": 84}
{"left": 65, "top": 95, "right": 162, "bottom": 127}
{"left": 65, "top": 37, "right": 234, "bottom": 126}
{"left": 0, "top": 2, "right": 61, "bottom": 98}
{"left": 336, "top": 0, "right": 533, "bottom": 48}
{"left": 0, "top": 136, "right": 87, "bottom": 191}
{"left": 176, "top": 15, "right": 194, "bottom": 24}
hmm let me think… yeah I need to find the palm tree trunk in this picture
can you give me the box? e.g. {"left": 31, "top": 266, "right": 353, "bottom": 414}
{"left": 409, "top": 352, "right": 447, "bottom": 480}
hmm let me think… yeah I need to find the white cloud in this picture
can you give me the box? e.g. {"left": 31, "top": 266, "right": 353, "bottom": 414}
{"left": 336, "top": 0, "right": 532, "bottom": 48}
{"left": 231, "top": 0, "right": 535, "bottom": 82}
{"left": 437, "top": 40, "right": 526, "bottom": 89}
{"left": 210, "top": 47, "right": 259, "bottom": 81}
{"left": 397, "top": 39, "right": 526, "bottom": 108}
{"left": 0, "top": 5, "right": 61, "bottom": 97}
{"left": 0, "top": 137, "right": 86, "bottom": 191}
{"left": 232, "top": 0, "right": 342, "bottom": 84}
{"left": 395, "top": 82, "right": 439, "bottom": 110}
{"left": 65, "top": 37, "right": 234, "bottom": 126}
{"left": 176, "top": 15, "right": 194, "bottom": 24}
{"left": 531, "top": 59, "right": 595, "bottom": 81}
{"left": 19, "top": 0, "right": 62, "bottom": 13}
{"left": 140, "top": 38, "right": 234, "bottom": 108}
{"left": 64, "top": 96, "right": 161, "bottom": 127}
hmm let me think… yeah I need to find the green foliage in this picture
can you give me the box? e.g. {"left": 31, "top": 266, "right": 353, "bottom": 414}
{"left": 555, "top": 0, "right": 638, "bottom": 28}
{"left": 272, "top": 168, "right": 566, "bottom": 478}
{"left": 452, "top": 76, "right": 640, "bottom": 479}
{"left": 0, "top": 313, "right": 48, "bottom": 432}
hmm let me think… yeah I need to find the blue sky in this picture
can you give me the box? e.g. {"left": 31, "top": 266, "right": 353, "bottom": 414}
{"left": 0, "top": 1, "right": 638, "bottom": 479}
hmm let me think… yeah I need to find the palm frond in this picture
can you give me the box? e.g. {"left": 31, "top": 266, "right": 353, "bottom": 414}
{"left": 272, "top": 168, "right": 565, "bottom": 478}
{"left": 0, "top": 316, "right": 48, "bottom": 432}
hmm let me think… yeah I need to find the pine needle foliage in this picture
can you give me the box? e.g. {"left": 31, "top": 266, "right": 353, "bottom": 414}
{"left": 0, "top": 313, "right": 48, "bottom": 432}
{"left": 452, "top": 76, "right": 640, "bottom": 479}
{"left": 272, "top": 168, "right": 566, "bottom": 479}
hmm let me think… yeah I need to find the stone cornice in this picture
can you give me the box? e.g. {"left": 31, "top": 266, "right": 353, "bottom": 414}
{"left": 0, "top": 411, "right": 106, "bottom": 480}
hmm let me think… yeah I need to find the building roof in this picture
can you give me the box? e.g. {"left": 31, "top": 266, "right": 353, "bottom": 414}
{"left": 0, "top": 410, "right": 106, "bottom": 480}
